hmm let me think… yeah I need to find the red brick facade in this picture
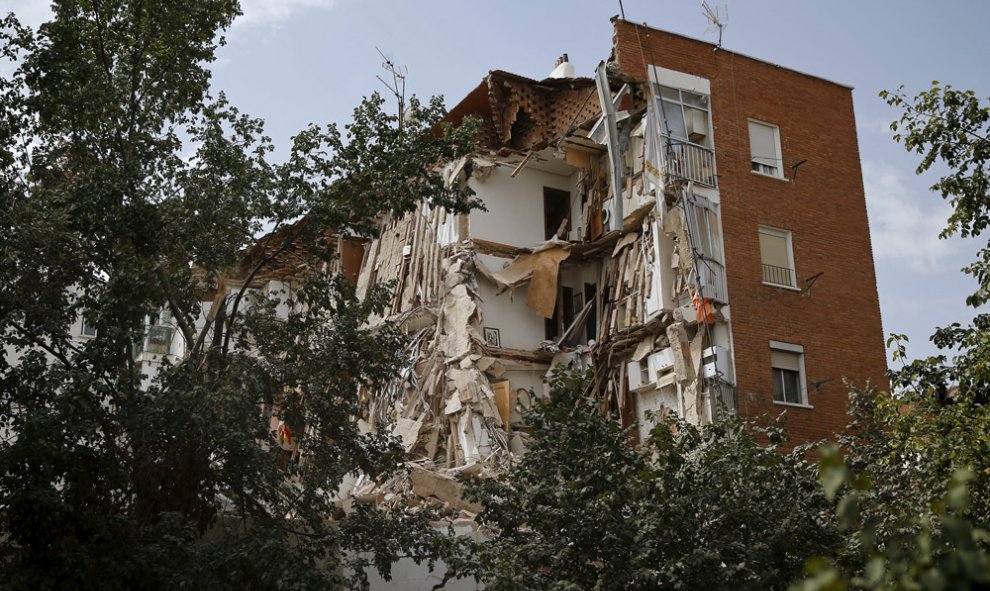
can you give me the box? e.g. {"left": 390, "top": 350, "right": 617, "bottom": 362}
{"left": 613, "top": 20, "right": 888, "bottom": 444}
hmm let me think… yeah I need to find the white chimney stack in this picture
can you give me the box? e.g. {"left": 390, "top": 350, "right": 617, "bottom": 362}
{"left": 548, "top": 53, "right": 575, "bottom": 79}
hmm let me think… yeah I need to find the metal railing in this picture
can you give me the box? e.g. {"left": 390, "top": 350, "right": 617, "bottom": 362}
{"left": 697, "top": 257, "right": 728, "bottom": 304}
{"left": 662, "top": 138, "right": 717, "bottom": 188}
{"left": 707, "top": 378, "right": 737, "bottom": 419}
{"left": 762, "top": 264, "right": 795, "bottom": 287}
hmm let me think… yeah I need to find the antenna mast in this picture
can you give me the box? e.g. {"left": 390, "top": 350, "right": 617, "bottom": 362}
{"left": 701, "top": 1, "right": 727, "bottom": 48}
{"left": 375, "top": 47, "right": 407, "bottom": 128}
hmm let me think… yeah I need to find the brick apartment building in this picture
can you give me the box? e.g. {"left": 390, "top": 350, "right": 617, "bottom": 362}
{"left": 608, "top": 19, "right": 889, "bottom": 442}
{"left": 352, "top": 18, "right": 889, "bottom": 479}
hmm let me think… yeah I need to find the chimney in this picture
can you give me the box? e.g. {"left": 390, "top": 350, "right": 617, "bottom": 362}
{"left": 548, "top": 53, "right": 575, "bottom": 79}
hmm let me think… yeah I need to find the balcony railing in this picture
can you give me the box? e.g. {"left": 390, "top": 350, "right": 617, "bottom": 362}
{"left": 707, "top": 378, "right": 737, "bottom": 419}
{"left": 662, "top": 138, "right": 717, "bottom": 188}
{"left": 697, "top": 257, "right": 728, "bottom": 304}
{"left": 143, "top": 326, "right": 175, "bottom": 355}
{"left": 762, "top": 264, "right": 795, "bottom": 287}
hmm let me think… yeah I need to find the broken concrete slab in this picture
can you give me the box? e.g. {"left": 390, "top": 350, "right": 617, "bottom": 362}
{"left": 409, "top": 465, "right": 483, "bottom": 513}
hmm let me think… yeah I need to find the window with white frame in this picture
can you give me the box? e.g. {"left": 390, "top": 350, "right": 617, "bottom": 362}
{"left": 686, "top": 195, "right": 728, "bottom": 304}
{"left": 687, "top": 196, "right": 722, "bottom": 263}
{"left": 770, "top": 341, "right": 807, "bottom": 405}
{"left": 758, "top": 225, "right": 795, "bottom": 288}
{"left": 655, "top": 85, "right": 712, "bottom": 148}
{"left": 80, "top": 317, "right": 97, "bottom": 338}
{"left": 653, "top": 85, "right": 717, "bottom": 187}
{"left": 748, "top": 120, "right": 783, "bottom": 178}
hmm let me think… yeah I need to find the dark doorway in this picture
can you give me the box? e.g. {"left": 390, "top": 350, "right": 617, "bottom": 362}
{"left": 543, "top": 188, "right": 571, "bottom": 240}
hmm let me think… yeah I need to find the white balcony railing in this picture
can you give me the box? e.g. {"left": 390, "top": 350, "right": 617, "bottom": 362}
{"left": 662, "top": 138, "right": 717, "bottom": 188}
{"left": 707, "top": 378, "right": 737, "bottom": 419}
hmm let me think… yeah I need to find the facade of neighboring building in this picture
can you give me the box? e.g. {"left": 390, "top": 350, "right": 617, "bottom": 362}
{"left": 350, "top": 17, "right": 887, "bottom": 478}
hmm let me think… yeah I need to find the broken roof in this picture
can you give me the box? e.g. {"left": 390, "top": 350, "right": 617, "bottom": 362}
{"left": 445, "top": 70, "right": 602, "bottom": 152}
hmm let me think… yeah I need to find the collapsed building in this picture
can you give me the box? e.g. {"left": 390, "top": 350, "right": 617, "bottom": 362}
{"left": 345, "top": 17, "right": 888, "bottom": 505}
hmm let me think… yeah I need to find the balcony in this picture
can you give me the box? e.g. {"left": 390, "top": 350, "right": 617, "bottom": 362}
{"left": 134, "top": 325, "right": 175, "bottom": 357}
{"left": 707, "top": 378, "right": 737, "bottom": 420}
{"left": 762, "top": 264, "right": 795, "bottom": 288}
{"left": 662, "top": 138, "right": 717, "bottom": 188}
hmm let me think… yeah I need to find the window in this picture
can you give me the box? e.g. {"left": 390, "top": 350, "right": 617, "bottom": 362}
{"left": 759, "top": 226, "right": 795, "bottom": 288}
{"left": 687, "top": 196, "right": 722, "bottom": 262}
{"left": 655, "top": 85, "right": 712, "bottom": 148}
{"left": 748, "top": 120, "right": 783, "bottom": 178}
{"left": 652, "top": 85, "right": 717, "bottom": 187}
{"left": 770, "top": 341, "right": 807, "bottom": 406}
{"left": 685, "top": 195, "right": 729, "bottom": 303}
{"left": 80, "top": 317, "right": 97, "bottom": 338}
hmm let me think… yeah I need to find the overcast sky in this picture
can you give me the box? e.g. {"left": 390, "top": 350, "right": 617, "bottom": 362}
{"left": 8, "top": 0, "right": 990, "bottom": 364}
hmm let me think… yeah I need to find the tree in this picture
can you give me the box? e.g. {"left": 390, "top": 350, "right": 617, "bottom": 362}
{"left": 454, "top": 376, "right": 990, "bottom": 590}
{"left": 795, "top": 446, "right": 990, "bottom": 591}
{"left": 877, "top": 84, "right": 990, "bottom": 514}
{"left": 881, "top": 84, "right": 990, "bottom": 307}
{"left": 0, "top": 2, "right": 477, "bottom": 589}
{"left": 879, "top": 84, "right": 990, "bottom": 399}
{"left": 453, "top": 371, "right": 840, "bottom": 590}
{"left": 785, "top": 84, "right": 990, "bottom": 590}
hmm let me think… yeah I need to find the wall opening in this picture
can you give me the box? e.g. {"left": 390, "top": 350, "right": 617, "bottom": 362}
{"left": 543, "top": 187, "right": 571, "bottom": 240}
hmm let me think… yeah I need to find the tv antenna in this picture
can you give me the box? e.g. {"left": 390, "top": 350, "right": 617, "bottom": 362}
{"left": 701, "top": 1, "right": 727, "bottom": 47}
{"left": 375, "top": 47, "right": 407, "bottom": 128}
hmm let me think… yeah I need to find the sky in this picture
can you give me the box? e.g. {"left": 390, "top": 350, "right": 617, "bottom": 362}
{"left": 6, "top": 0, "right": 990, "bottom": 364}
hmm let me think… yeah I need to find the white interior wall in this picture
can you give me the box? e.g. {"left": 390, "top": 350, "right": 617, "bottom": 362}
{"left": 475, "top": 269, "right": 547, "bottom": 351}
{"left": 469, "top": 165, "right": 573, "bottom": 247}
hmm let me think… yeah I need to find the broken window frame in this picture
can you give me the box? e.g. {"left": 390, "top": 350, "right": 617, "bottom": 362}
{"left": 748, "top": 119, "right": 784, "bottom": 178}
{"left": 758, "top": 225, "right": 796, "bottom": 288}
{"left": 770, "top": 341, "right": 809, "bottom": 406}
{"left": 687, "top": 195, "right": 723, "bottom": 263}
{"left": 684, "top": 193, "right": 728, "bottom": 304}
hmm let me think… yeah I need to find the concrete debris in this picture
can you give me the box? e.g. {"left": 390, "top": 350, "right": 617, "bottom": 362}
{"left": 342, "top": 50, "right": 736, "bottom": 516}
{"left": 409, "top": 465, "right": 483, "bottom": 513}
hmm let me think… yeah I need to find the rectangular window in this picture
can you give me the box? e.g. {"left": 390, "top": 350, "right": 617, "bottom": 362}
{"left": 655, "top": 85, "right": 712, "bottom": 148}
{"left": 683, "top": 195, "right": 721, "bottom": 262}
{"left": 748, "top": 120, "right": 783, "bottom": 178}
{"left": 770, "top": 341, "right": 807, "bottom": 405}
{"left": 685, "top": 194, "right": 728, "bottom": 303}
{"left": 759, "top": 226, "right": 795, "bottom": 288}
{"left": 80, "top": 318, "right": 97, "bottom": 338}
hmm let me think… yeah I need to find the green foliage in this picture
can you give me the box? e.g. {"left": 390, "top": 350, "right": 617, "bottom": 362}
{"left": 881, "top": 84, "right": 990, "bottom": 306}
{"left": 0, "top": 2, "right": 478, "bottom": 589}
{"left": 455, "top": 371, "right": 839, "bottom": 590}
{"left": 794, "top": 450, "right": 990, "bottom": 591}
{"left": 788, "top": 80, "right": 990, "bottom": 591}
{"left": 454, "top": 375, "right": 990, "bottom": 590}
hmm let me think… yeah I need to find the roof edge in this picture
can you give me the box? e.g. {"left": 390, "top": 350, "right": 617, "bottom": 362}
{"left": 612, "top": 17, "right": 855, "bottom": 91}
